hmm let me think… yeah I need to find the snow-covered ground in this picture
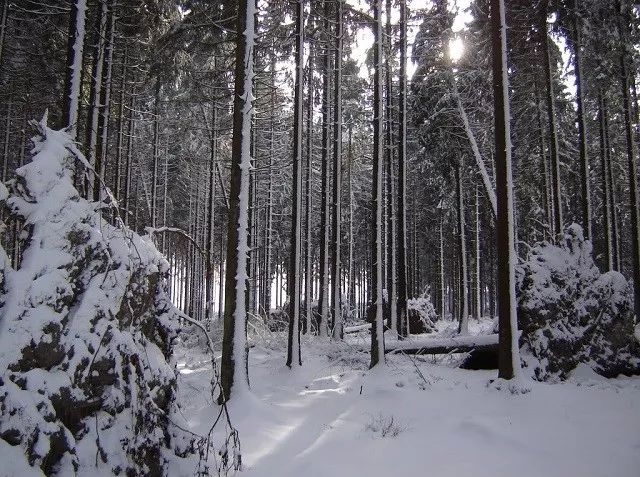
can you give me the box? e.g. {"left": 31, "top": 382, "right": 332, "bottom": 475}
{"left": 176, "top": 325, "right": 640, "bottom": 477}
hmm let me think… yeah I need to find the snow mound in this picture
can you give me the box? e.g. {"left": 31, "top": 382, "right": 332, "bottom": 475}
{"left": 517, "top": 224, "right": 640, "bottom": 381}
{"left": 0, "top": 117, "right": 199, "bottom": 475}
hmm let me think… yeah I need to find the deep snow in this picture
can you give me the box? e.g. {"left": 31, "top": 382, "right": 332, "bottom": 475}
{"left": 176, "top": 323, "right": 640, "bottom": 477}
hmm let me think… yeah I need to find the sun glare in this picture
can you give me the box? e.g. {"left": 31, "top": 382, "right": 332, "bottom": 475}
{"left": 449, "top": 37, "right": 464, "bottom": 62}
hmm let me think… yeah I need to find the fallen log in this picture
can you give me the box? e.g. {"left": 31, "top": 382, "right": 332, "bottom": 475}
{"left": 344, "top": 323, "right": 371, "bottom": 334}
{"left": 385, "top": 334, "right": 499, "bottom": 355}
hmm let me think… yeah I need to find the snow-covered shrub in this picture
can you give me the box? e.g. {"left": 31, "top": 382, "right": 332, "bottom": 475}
{"left": 0, "top": 118, "right": 198, "bottom": 475}
{"left": 363, "top": 414, "right": 406, "bottom": 438}
{"left": 407, "top": 295, "right": 437, "bottom": 334}
{"left": 517, "top": 224, "right": 640, "bottom": 381}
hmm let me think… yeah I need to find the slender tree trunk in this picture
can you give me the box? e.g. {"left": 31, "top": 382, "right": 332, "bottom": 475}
{"left": 304, "top": 52, "right": 314, "bottom": 332}
{"left": 618, "top": 1, "right": 640, "bottom": 320}
{"left": 534, "top": 80, "right": 553, "bottom": 239}
{"left": 86, "top": 0, "right": 108, "bottom": 199}
{"left": 1, "top": 99, "right": 10, "bottom": 183}
{"left": 475, "top": 185, "right": 481, "bottom": 320}
{"left": 219, "top": 232, "right": 225, "bottom": 321}
{"left": 439, "top": 208, "right": 445, "bottom": 319}
{"left": 123, "top": 91, "right": 135, "bottom": 224}
{"left": 573, "top": 0, "right": 591, "bottom": 240}
{"left": 287, "top": 0, "right": 304, "bottom": 367}
{"left": 219, "top": 0, "right": 255, "bottom": 402}
{"left": 541, "top": 0, "right": 563, "bottom": 237}
{"left": 0, "top": 0, "right": 9, "bottom": 71}
{"left": 347, "top": 124, "right": 355, "bottom": 319}
{"left": 370, "top": 0, "right": 385, "bottom": 368}
{"left": 396, "top": 0, "right": 409, "bottom": 337}
{"left": 331, "top": 0, "right": 343, "bottom": 339}
{"left": 491, "top": 0, "right": 521, "bottom": 380}
{"left": 114, "top": 48, "right": 127, "bottom": 200}
{"left": 317, "top": 0, "right": 332, "bottom": 337}
{"left": 150, "top": 79, "right": 161, "bottom": 227}
{"left": 603, "top": 100, "right": 621, "bottom": 271}
{"left": 384, "top": 0, "right": 394, "bottom": 332}
{"left": 205, "top": 101, "right": 218, "bottom": 322}
{"left": 62, "top": 0, "right": 86, "bottom": 138}
{"left": 599, "top": 91, "right": 614, "bottom": 271}
{"left": 456, "top": 163, "right": 469, "bottom": 334}
{"left": 453, "top": 79, "right": 497, "bottom": 218}
{"left": 96, "top": 6, "right": 116, "bottom": 202}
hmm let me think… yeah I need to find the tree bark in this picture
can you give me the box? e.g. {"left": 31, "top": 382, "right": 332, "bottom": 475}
{"left": 456, "top": 162, "right": 469, "bottom": 334}
{"left": 370, "top": 0, "right": 385, "bottom": 368}
{"left": 573, "top": 0, "right": 592, "bottom": 240}
{"left": 62, "top": 0, "right": 86, "bottom": 138}
{"left": 331, "top": 0, "right": 344, "bottom": 339}
{"left": 491, "top": 0, "right": 521, "bottom": 380}
{"left": 598, "top": 91, "right": 614, "bottom": 271}
{"left": 85, "top": 0, "right": 108, "bottom": 200}
{"left": 287, "top": 0, "right": 304, "bottom": 367}
{"left": 219, "top": 0, "right": 255, "bottom": 402}
{"left": 618, "top": 0, "right": 640, "bottom": 321}
{"left": 317, "top": 0, "right": 332, "bottom": 337}
{"left": 540, "top": 0, "right": 563, "bottom": 237}
{"left": 304, "top": 50, "right": 314, "bottom": 332}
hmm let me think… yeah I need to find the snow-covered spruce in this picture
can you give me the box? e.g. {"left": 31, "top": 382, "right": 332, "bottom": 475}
{"left": 517, "top": 224, "right": 640, "bottom": 381}
{"left": 0, "top": 117, "right": 198, "bottom": 475}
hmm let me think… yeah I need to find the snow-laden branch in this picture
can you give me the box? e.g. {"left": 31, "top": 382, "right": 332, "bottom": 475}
{"left": 144, "top": 226, "right": 206, "bottom": 258}
{"left": 451, "top": 76, "right": 498, "bottom": 218}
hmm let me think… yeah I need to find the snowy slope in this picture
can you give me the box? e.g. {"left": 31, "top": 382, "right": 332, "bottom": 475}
{"left": 177, "top": 337, "right": 640, "bottom": 477}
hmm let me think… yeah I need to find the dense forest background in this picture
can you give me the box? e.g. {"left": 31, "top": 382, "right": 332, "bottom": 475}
{"left": 1, "top": 0, "right": 639, "bottom": 328}
{"left": 0, "top": 0, "right": 640, "bottom": 475}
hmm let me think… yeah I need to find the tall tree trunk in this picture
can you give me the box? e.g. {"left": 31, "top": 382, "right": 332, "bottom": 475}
{"left": 331, "top": 0, "right": 343, "bottom": 339}
{"left": 96, "top": 7, "right": 116, "bottom": 202}
{"left": 456, "top": 162, "right": 469, "bottom": 334}
{"left": 534, "top": 80, "right": 553, "bottom": 239}
{"left": 370, "top": 0, "right": 385, "bottom": 368}
{"left": 438, "top": 207, "right": 445, "bottom": 319}
{"left": 599, "top": 91, "right": 614, "bottom": 271}
{"left": 150, "top": 79, "right": 161, "bottom": 227}
{"left": 347, "top": 123, "right": 355, "bottom": 320}
{"left": 0, "top": 0, "right": 9, "bottom": 71}
{"left": 475, "top": 185, "right": 481, "bottom": 320}
{"left": 304, "top": 51, "right": 314, "bottom": 332}
{"left": 396, "top": 0, "right": 409, "bottom": 337}
{"left": 1, "top": 99, "right": 10, "bottom": 184}
{"left": 85, "top": 0, "right": 108, "bottom": 199}
{"left": 317, "top": 0, "right": 332, "bottom": 337}
{"left": 384, "top": 0, "right": 397, "bottom": 334}
{"left": 453, "top": 79, "right": 497, "bottom": 218}
{"left": 287, "top": 0, "right": 304, "bottom": 367}
{"left": 219, "top": 0, "right": 255, "bottom": 402}
{"left": 62, "top": 0, "right": 86, "bottom": 138}
{"left": 573, "top": 0, "right": 592, "bottom": 240}
{"left": 123, "top": 90, "right": 135, "bottom": 224}
{"left": 603, "top": 101, "right": 621, "bottom": 271}
{"left": 114, "top": 48, "right": 127, "bottom": 200}
{"left": 205, "top": 102, "right": 218, "bottom": 322}
{"left": 491, "top": 0, "right": 521, "bottom": 380}
{"left": 618, "top": 0, "right": 640, "bottom": 320}
{"left": 541, "top": 0, "right": 563, "bottom": 237}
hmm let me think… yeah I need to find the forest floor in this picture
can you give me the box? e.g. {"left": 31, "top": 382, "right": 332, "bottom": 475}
{"left": 176, "top": 319, "right": 640, "bottom": 477}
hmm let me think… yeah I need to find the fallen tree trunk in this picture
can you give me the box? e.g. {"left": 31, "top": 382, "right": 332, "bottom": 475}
{"left": 385, "top": 334, "right": 499, "bottom": 355}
